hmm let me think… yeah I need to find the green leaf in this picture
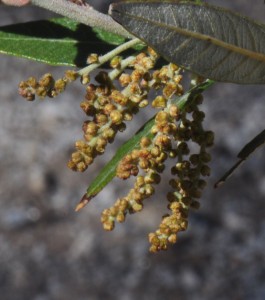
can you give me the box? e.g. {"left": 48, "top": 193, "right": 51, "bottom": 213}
{"left": 84, "top": 79, "right": 214, "bottom": 201}
{"left": 92, "top": 27, "right": 126, "bottom": 45}
{"left": 110, "top": 1, "right": 265, "bottom": 84}
{"left": 92, "top": 27, "right": 146, "bottom": 51}
{"left": 0, "top": 18, "right": 117, "bottom": 66}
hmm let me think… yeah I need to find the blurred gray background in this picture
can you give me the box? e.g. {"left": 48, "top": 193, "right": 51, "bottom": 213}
{"left": 0, "top": 1, "right": 265, "bottom": 299}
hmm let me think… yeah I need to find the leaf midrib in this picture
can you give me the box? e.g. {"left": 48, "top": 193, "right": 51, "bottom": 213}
{"left": 0, "top": 36, "right": 89, "bottom": 43}
{"left": 126, "top": 12, "right": 265, "bottom": 63}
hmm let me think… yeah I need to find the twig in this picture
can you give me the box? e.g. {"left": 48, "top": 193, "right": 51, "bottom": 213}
{"left": 30, "top": 0, "right": 133, "bottom": 39}
{"left": 78, "top": 38, "right": 141, "bottom": 77}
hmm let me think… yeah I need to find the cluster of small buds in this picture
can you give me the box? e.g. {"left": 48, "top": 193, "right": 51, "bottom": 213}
{"left": 101, "top": 135, "right": 167, "bottom": 230}
{"left": 100, "top": 58, "right": 214, "bottom": 251}
{"left": 68, "top": 48, "right": 160, "bottom": 172}
{"left": 149, "top": 95, "right": 214, "bottom": 252}
{"left": 18, "top": 34, "right": 216, "bottom": 252}
{"left": 18, "top": 70, "right": 78, "bottom": 101}
{"left": 101, "top": 62, "right": 185, "bottom": 232}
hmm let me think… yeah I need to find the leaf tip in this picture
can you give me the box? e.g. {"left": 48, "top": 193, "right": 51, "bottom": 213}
{"left": 214, "top": 180, "right": 224, "bottom": 189}
{"left": 75, "top": 193, "right": 93, "bottom": 212}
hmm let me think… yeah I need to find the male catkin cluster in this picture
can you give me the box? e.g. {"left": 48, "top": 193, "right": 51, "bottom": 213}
{"left": 19, "top": 46, "right": 214, "bottom": 252}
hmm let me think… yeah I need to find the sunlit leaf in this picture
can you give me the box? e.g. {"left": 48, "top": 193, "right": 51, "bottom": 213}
{"left": 0, "top": 18, "right": 117, "bottom": 66}
{"left": 110, "top": 1, "right": 265, "bottom": 84}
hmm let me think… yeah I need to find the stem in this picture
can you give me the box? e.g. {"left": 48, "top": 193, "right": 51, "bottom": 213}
{"left": 78, "top": 38, "right": 141, "bottom": 77}
{"left": 30, "top": 0, "right": 133, "bottom": 39}
{"left": 108, "top": 56, "right": 136, "bottom": 81}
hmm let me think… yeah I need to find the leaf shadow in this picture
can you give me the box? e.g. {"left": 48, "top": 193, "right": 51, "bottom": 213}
{"left": 0, "top": 19, "right": 115, "bottom": 67}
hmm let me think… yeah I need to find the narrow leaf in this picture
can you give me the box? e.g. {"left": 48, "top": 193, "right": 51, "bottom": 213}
{"left": 0, "top": 18, "right": 117, "bottom": 66}
{"left": 215, "top": 129, "right": 265, "bottom": 187}
{"left": 92, "top": 27, "right": 126, "bottom": 45}
{"left": 237, "top": 129, "right": 265, "bottom": 159}
{"left": 81, "top": 80, "right": 214, "bottom": 205}
{"left": 110, "top": 1, "right": 265, "bottom": 84}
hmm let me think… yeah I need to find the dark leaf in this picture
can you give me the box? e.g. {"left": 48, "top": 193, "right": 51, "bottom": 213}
{"left": 110, "top": 1, "right": 265, "bottom": 84}
{"left": 92, "top": 27, "right": 126, "bottom": 45}
{"left": 215, "top": 129, "right": 265, "bottom": 187}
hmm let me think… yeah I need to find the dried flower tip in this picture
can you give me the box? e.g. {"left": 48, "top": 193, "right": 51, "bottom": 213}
{"left": 75, "top": 193, "right": 92, "bottom": 212}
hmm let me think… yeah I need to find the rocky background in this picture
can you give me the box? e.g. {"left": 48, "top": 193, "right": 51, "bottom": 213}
{"left": 0, "top": 1, "right": 265, "bottom": 299}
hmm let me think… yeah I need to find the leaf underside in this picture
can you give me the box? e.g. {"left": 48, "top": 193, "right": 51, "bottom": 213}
{"left": 110, "top": 1, "right": 265, "bottom": 84}
{"left": 0, "top": 18, "right": 123, "bottom": 66}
